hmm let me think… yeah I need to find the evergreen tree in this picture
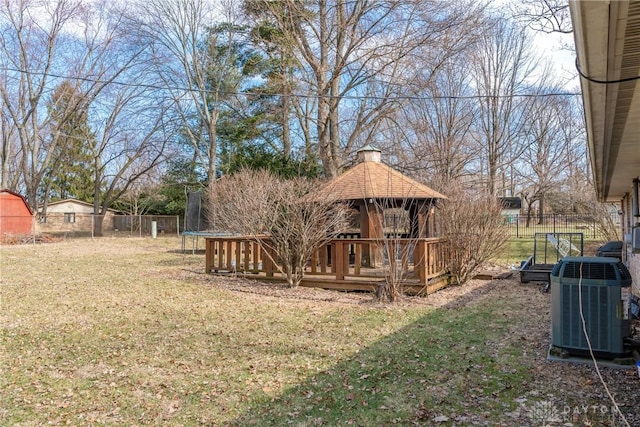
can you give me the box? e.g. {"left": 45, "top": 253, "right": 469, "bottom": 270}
{"left": 156, "top": 158, "right": 206, "bottom": 216}
{"left": 42, "top": 81, "right": 95, "bottom": 203}
{"left": 211, "top": 20, "right": 319, "bottom": 178}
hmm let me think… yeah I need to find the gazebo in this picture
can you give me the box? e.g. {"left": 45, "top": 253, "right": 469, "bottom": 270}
{"left": 314, "top": 145, "right": 446, "bottom": 266}
{"left": 203, "top": 146, "right": 451, "bottom": 293}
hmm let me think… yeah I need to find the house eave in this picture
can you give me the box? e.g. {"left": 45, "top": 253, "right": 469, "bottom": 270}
{"left": 570, "top": 0, "right": 640, "bottom": 202}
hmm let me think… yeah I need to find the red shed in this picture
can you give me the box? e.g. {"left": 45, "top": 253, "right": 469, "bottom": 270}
{"left": 0, "top": 189, "right": 34, "bottom": 236}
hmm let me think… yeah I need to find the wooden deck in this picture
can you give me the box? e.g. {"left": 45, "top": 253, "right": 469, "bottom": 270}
{"left": 204, "top": 236, "right": 451, "bottom": 295}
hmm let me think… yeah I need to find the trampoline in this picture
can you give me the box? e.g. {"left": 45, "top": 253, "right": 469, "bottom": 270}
{"left": 180, "top": 189, "right": 229, "bottom": 254}
{"left": 182, "top": 230, "right": 228, "bottom": 254}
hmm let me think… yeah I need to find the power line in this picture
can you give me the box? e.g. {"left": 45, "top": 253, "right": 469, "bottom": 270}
{"left": 1, "top": 66, "right": 581, "bottom": 101}
{"left": 575, "top": 57, "right": 640, "bottom": 84}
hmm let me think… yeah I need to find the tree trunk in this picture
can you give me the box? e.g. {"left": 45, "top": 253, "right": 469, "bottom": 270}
{"left": 26, "top": 186, "right": 38, "bottom": 214}
{"left": 318, "top": 99, "right": 335, "bottom": 178}
{"left": 93, "top": 214, "right": 104, "bottom": 237}
{"left": 537, "top": 195, "right": 545, "bottom": 225}
{"left": 488, "top": 161, "right": 498, "bottom": 196}
{"left": 93, "top": 158, "right": 104, "bottom": 237}
{"left": 281, "top": 66, "right": 291, "bottom": 160}
{"left": 207, "top": 109, "right": 218, "bottom": 185}
{"left": 526, "top": 204, "right": 533, "bottom": 228}
{"left": 328, "top": 78, "right": 341, "bottom": 175}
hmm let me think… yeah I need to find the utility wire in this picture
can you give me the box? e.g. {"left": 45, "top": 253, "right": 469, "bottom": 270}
{"left": 1, "top": 66, "right": 582, "bottom": 100}
{"left": 577, "top": 263, "right": 631, "bottom": 427}
{"left": 575, "top": 57, "right": 640, "bottom": 84}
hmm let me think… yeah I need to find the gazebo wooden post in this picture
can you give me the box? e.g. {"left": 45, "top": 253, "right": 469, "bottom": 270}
{"left": 334, "top": 241, "right": 345, "bottom": 280}
{"left": 409, "top": 202, "right": 432, "bottom": 239}
{"left": 360, "top": 202, "right": 384, "bottom": 268}
{"left": 263, "top": 246, "right": 275, "bottom": 277}
{"left": 252, "top": 242, "right": 260, "bottom": 273}
{"left": 413, "top": 238, "right": 426, "bottom": 282}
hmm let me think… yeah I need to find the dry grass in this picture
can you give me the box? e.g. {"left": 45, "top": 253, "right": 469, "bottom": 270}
{"left": 1, "top": 236, "right": 638, "bottom": 426}
{"left": 0, "top": 237, "right": 426, "bottom": 425}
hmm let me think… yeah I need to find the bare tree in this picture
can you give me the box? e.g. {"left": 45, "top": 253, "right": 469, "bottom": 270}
{"left": 592, "top": 202, "right": 622, "bottom": 242}
{"left": 133, "top": 0, "right": 247, "bottom": 185}
{"left": 118, "top": 172, "right": 164, "bottom": 216}
{"left": 394, "top": 59, "right": 480, "bottom": 182}
{"left": 0, "top": 107, "right": 21, "bottom": 190}
{"left": 0, "top": 0, "right": 143, "bottom": 210}
{"left": 471, "top": 15, "right": 538, "bottom": 196}
{"left": 553, "top": 170, "right": 621, "bottom": 242}
{"left": 552, "top": 92, "right": 587, "bottom": 213}
{"left": 365, "top": 198, "right": 427, "bottom": 303}
{"left": 437, "top": 180, "right": 510, "bottom": 285}
{"left": 515, "top": 86, "right": 579, "bottom": 225}
{"left": 509, "top": 0, "right": 572, "bottom": 34}
{"left": 88, "top": 83, "right": 172, "bottom": 236}
{"left": 208, "top": 169, "right": 349, "bottom": 287}
{"left": 246, "top": 0, "right": 486, "bottom": 178}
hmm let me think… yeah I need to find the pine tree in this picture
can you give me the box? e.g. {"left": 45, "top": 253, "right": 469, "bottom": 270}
{"left": 43, "top": 81, "right": 95, "bottom": 203}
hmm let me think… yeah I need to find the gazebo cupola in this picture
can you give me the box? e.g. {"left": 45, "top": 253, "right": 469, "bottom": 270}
{"left": 357, "top": 144, "right": 382, "bottom": 163}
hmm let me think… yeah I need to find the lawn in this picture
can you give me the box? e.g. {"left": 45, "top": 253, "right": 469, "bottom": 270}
{"left": 1, "top": 237, "right": 637, "bottom": 426}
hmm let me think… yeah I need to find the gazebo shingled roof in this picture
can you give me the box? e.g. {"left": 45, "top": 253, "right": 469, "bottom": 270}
{"left": 316, "top": 146, "right": 446, "bottom": 202}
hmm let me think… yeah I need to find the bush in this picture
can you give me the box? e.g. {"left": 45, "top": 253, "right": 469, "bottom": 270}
{"left": 438, "top": 182, "right": 510, "bottom": 285}
{"left": 208, "top": 169, "right": 348, "bottom": 287}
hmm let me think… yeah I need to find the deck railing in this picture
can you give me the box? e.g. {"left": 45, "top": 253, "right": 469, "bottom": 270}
{"left": 205, "top": 236, "right": 448, "bottom": 288}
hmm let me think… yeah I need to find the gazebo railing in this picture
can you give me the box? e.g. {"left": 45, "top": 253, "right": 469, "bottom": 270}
{"left": 205, "top": 236, "right": 448, "bottom": 286}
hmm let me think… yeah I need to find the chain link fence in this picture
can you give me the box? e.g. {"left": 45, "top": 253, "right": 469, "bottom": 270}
{"left": 2, "top": 211, "right": 622, "bottom": 242}
{"left": 0, "top": 214, "right": 180, "bottom": 242}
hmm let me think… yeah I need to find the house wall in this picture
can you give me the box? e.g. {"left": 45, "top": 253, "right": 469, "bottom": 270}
{"left": 38, "top": 213, "right": 115, "bottom": 234}
{"left": 621, "top": 192, "right": 639, "bottom": 297}
{"left": 46, "top": 201, "right": 95, "bottom": 214}
{"left": 501, "top": 209, "right": 521, "bottom": 223}
{"left": 39, "top": 201, "right": 114, "bottom": 233}
{"left": 628, "top": 253, "right": 640, "bottom": 297}
{"left": 501, "top": 209, "right": 521, "bottom": 216}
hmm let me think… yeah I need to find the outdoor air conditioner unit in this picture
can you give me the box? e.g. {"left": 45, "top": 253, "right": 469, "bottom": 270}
{"left": 632, "top": 227, "right": 640, "bottom": 253}
{"left": 550, "top": 257, "right": 632, "bottom": 358}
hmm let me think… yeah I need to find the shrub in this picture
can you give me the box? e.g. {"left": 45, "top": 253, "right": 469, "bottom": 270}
{"left": 208, "top": 169, "right": 348, "bottom": 287}
{"left": 438, "top": 182, "right": 510, "bottom": 285}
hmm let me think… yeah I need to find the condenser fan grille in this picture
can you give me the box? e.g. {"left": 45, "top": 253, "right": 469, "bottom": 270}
{"left": 554, "top": 262, "right": 631, "bottom": 281}
{"left": 560, "top": 262, "right": 617, "bottom": 280}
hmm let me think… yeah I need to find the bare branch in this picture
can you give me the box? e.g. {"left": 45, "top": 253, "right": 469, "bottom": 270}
{"left": 437, "top": 180, "right": 510, "bottom": 285}
{"left": 509, "top": 0, "right": 573, "bottom": 34}
{"left": 208, "top": 169, "right": 348, "bottom": 287}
